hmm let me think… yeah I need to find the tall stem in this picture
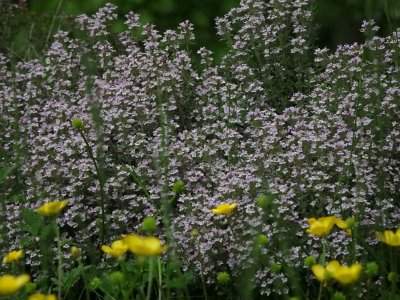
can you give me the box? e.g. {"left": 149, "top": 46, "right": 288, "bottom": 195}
{"left": 78, "top": 128, "right": 107, "bottom": 248}
{"left": 320, "top": 237, "right": 327, "bottom": 265}
{"left": 317, "top": 237, "right": 327, "bottom": 300}
{"left": 55, "top": 221, "right": 63, "bottom": 300}
{"left": 317, "top": 280, "right": 323, "bottom": 300}
{"left": 158, "top": 257, "right": 163, "bottom": 300}
{"left": 196, "top": 237, "right": 208, "bottom": 300}
{"left": 146, "top": 258, "right": 153, "bottom": 300}
{"left": 78, "top": 257, "right": 90, "bottom": 300}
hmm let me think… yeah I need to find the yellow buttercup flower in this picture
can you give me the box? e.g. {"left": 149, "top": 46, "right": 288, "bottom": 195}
{"left": 210, "top": 203, "right": 238, "bottom": 215}
{"left": 34, "top": 200, "right": 68, "bottom": 217}
{"left": 311, "top": 260, "right": 339, "bottom": 282}
{"left": 0, "top": 274, "right": 30, "bottom": 296}
{"left": 376, "top": 228, "right": 400, "bottom": 247}
{"left": 101, "top": 240, "right": 128, "bottom": 257}
{"left": 28, "top": 293, "right": 57, "bottom": 300}
{"left": 329, "top": 261, "right": 362, "bottom": 285}
{"left": 306, "top": 216, "right": 337, "bottom": 237}
{"left": 311, "top": 260, "right": 361, "bottom": 285}
{"left": 3, "top": 250, "right": 24, "bottom": 264}
{"left": 311, "top": 264, "right": 328, "bottom": 282}
{"left": 123, "top": 234, "right": 167, "bottom": 256}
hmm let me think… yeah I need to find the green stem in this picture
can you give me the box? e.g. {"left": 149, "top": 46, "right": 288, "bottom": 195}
{"left": 78, "top": 128, "right": 106, "bottom": 248}
{"left": 158, "top": 257, "right": 163, "bottom": 300}
{"left": 351, "top": 230, "right": 356, "bottom": 262}
{"left": 316, "top": 237, "right": 328, "bottom": 300}
{"left": 44, "top": 0, "right": 65, "bottom": 49}
{"left": 317, "top": 280, "right": 323, "bottom": 300}
{"left": 55, "top": 221, "right": 62, "bottom": 300}
{"left": 146, "top": 258, "right": 153, "bottom": 300}
{"left": 78, "top": 258, "right": 90, "bottom": 300}
{"left": 196, "top": 237, "right": 208, "bottom": 300}
{"left": 320, "top": 237, "right": 327, "bottom": 265}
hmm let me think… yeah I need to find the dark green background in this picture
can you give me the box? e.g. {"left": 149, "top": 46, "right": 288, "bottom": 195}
{"left": 1, "top": 0, "right": 400, "bottom": 60}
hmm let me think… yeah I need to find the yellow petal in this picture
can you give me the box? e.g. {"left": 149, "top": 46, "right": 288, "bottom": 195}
{"left": 124, "top": 234, "right": 167, "bottom": 256}
{"left": 0, "top": 274, "right": 30, "bottom": 296}
{"left": 307, "top": 218, "right": 317, "bottom": 225}
{"left": 306, "top": 216, "right": 336, "bottom": 237}
{"left": 101, "top": 240, "right": 128, "bottom": 257}
{"left": 331, "top": 263, "right": 362, "bottom": 285}
{"left": 3, "top": 250, "right": 24, "bottom": 264}
{"left": 335, "top": 218, "right": 348, "bottom": 229}
{"left": 326, "top": 260, "right": 340, "bottom": 273}
{"left": 35, "top": 200, "right": 68, "bottom": 217}
{"left": 101, "top": 245, "right": 112, "bottom": 255}
{"left": 210, "top": 203, "right": 238, "bottom": 215}
{"left": 28, "top": 293, "right": 57, "bottom": 300}
{"left": 311, "top": 265, "right": 326, "bottom": 282}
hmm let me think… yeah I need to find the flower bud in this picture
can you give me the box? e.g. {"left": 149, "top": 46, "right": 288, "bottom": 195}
{"left": 332, "top": 292, "right": 346, "bottom": 300}
{"left": 191, "top": 229, "right": 199, "bottom": 238}
{"left": 304, "top": 256, "right": 316, "bottom": 268}
{"left": 256, "top": 193, "right": 274, "bottom": 209}
{"left": 217, "top": 272, "right": 230, "bottom": 284}
{"left": 142, "top": 217, "right": 157, "bottom": 234}
{"left": 257, "top": 234, "right": 269, "bottom": 246}
{"left": 71, "top": 246, "right": 80, "bottom": 257}
{"left": 71, "top": 118, "right": 84, "bottom": 129}
{"left": 346, "top": 217, "right": 356, "bottom": 229}
{"left": 388, "top": 272, "right": 398, "bottom": 283}
{"left": 24, "top": 282, "right": 37, "bottom": 294}
{"left": 109, "top": 271, "right": 124, "bottom": 284}
{"left": 270, "top": 263, "right": 282, "bottom": 273}
{"left": 172, "top": 180, "right": 185, "bottom": 193}
{"left": 90, "top": 277, "right": 102, "bottom": 289}
{"left": 365, "top": 262, "right": 379, "bottom": 277}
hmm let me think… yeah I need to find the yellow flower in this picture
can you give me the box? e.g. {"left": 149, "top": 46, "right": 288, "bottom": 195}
{"left": 210, "top": 203, "right": 238, "bottom": 215}
{"left": 3, "top": 250, "right": 24, "bottom": 264}
{"left": 311, "top": 261, "right": 361, "bottom": 285}
{"left": 306, "top": 216, "right": 337, "bottom": 237}
{"left": 28, "top": 293, "right": 57, "bottom": 300}
{"left": 376, "top": 228, "right": 400, "bottom": 247}
{"left": 34, "top": 200, "right": 68, "bottom": 217}
{"left": 70, "top": 246, "right": 80, "bottom": 257}
{"left": 123, "top": 234, "right": 167, "bottom": 256}
{"left": 0, "top": 274, "right": 30, "bottom": 296}
{"left": 311, "top": 264, "right": 328, "bottom": 282}
{"left": 329, "top": 261, "right": 362, "bottom": 285}
{"left": 101, "top": 240, "right": 128, "bottom": 257}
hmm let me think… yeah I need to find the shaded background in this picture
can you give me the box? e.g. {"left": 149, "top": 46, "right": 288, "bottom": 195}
{"left": 1, "top": 0, "right": 400, "bottom": 61}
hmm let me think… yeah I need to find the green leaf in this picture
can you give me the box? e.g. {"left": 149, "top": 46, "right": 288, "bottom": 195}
{"left": 62, "top": 265, "right": 84, "bottom": 295}
{"left": 166, "top": 272, "right": 193, "bottom": 289}
{"left": 0, "top": 166, "right": 14, "bottom": 183}
{"left": 19, "top": 207, "right": 44, "bottom": 236}
{"left": 40, "top": 224, "right": 55, "bottom": 241}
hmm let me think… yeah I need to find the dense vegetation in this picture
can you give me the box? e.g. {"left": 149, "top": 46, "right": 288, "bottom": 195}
{"left": 0, "top": 0, "right": 400, "bottom": 299}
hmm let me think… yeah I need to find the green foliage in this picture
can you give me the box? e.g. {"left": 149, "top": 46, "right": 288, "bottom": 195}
{"left": 20, "top": 207, "right": 44, "bottom": 236}
{"left": 2, "top": 0, "right": 400, "bottom": 62}
{"left": 0, "top": 166, "right": 14, "bottom": 183}
{"left": 316, "top": 0, "right": 400, "bottom": 48}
